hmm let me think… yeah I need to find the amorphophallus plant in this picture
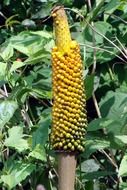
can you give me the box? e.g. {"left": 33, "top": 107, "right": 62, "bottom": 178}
{"left": 51, "top": 6, "right": 87, "bottom": 190}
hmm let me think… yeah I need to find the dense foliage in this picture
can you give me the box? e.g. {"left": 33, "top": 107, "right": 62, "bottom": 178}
{"left": 0, "top": 0, "right": 127, "bottom": 189}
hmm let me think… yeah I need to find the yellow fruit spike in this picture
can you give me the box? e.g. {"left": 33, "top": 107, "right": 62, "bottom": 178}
{"left": 51, "top": 6, "right": 87, "bottom": 153}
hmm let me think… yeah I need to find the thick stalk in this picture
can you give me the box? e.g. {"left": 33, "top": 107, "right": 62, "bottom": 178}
{"left": 58, "top": 153, "right": 76, "bottom": 190}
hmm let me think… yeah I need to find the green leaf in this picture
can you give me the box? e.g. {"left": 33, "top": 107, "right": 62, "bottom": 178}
{"left": 88, "top": 118, "right": 110, "bottom": 131}
{"left": 1, "top": 162, "right": 35, "bottom": 189}
{"left": 30, "top": 31, "right": 52, "bottom": 38}
{"left": 29, "top": 144, "right": 46, "bottom": 162}
{"left": 119, "top": 154, "right": 127, "bottom": 177}
{"left": 115, "top": 135, "right": 127, "bottom": 145}
{"left": 81, "top": 159, "right": 100, "bottom": 173}
{"left": 0, "top": 43, "right": 14, "bottom": 61}
{"left": 83, "top": 21, "right": 112, "bottom": 44}
{"left": 119, "top": 182, "right": 127, "bottom": 190}
{"left": 10, "top": 31, "right": 51, "bottom": 57}
{"left": 10, "top": 61, "right": 25, "bottom": 73}
{"left": 3, "top": 0, "right": 11, "bottom": 5}
{"left": 0, "top": 62, "right": 7, "bottom": 81}
{"left": 100, "top": 91, "right": 127, "bottom": 134}
{"left": 32, "top": 118, "right": 50, "bottom": 148}
{"left": 104, "top": 0, "right": 121, "bottom": 20}
{"left": 31, "top": 88, "right": 52, "bottom": 99}
{"left": 31, "top": 4, "right": 52, "bottom": 19}
{"left": 88, "top": 118, "right": 121, "bottom": 132}
{"left": 94, "top": 21, "right": 112, "bottom": 43}
{"left": 83, "top": 133, "right": 110, "bottom": 158}
{"left": 32, "top": 78, "right": 51, "bottom": 91}
{"left": 4, "top": 126, "right": 29, "bottom": 152}
{"left": 25, "top": 52, "right": 50, "bottom": 65}
{"left": 85, "top": 74, "right": 94, "bottom": 100}
{"left": 0, "top": 100, "right": 18, "bottom": 128}
{"left": 83, "top": 171, "right": 115, "bottom": 180}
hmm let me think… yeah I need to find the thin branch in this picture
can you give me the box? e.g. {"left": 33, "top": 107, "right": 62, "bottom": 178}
{"left": 104, "top": 12, "right": 127, "bottom": 24}
{"left": 76, "top": 177, "right": 85, "bottom": 189}
{"left": 80, "top": 43, "right": 126, "bottom": 63}
{"left": 92, "top": 93, "right": 101, "bottom": 118}
{"left": 115, "top": 36, "right": 127, "bottom": 56}
{"left": 87, "top": 0, "right": 97, "bottom": 74}
{"left": 93, "top": 155, "right": 117, "bottom": 185}
{"left": 0, "top": 11, "right": 7, "bottom": 19}
{"left": 3, "top": 85, "right": 8, "bottom": 97}
{"left": 65, "top": 8, "right": 127, "bottom": 60}
{"left": 0, "top": 89, "right": 7, "bottom": 98}
{"left": 84, "top": 20, "right": 127, "bottom": 60}
{"left": 21, "top": 104, "right": 33, "bottom": 127}
{"left": 100, "top": 150, "right": 118, "bottom": 168}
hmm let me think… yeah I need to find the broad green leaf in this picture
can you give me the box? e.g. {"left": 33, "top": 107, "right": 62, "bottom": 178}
{"left": 0, "top": 101, "right": 18, "bottom": 128}
{"left": 100, "top": 91, "right": 127, "bottom": 134}
{"left": 25, "top": 52, "right": 50, "bottom": 65}
{"left": 1, "top": 162, "right": 35, "bottom": 189}
{"left": 104, "top": 0, "right": 121, "bottom": 20}
{"left": 31, "top": 88, "right": 52, "bottom": 99}
{"left": 30, "top": 31, "right": 52, "bottom": 38}
{"left": 0, "top": 62, "right": 6, "bottom": 81}
{"left": 10, "top": 61, "right": 25, "bottom": 73}
{"left": 83, "top": 171, "right": 115, "bottom": 180}
{"left": 88, "top": 118, "right": 121, "bottom": 132}
{"left": 32, "top": 118, "right": 50, "bottom": 148}
{"left": 4, "top": 126, "right": 29, "bottom": 152}
{"left": 83, "top": 133, "right": 110, "bottom": 158}
{"left": 96, "top": 46, "right": 117, "bottom": 64}
{"left": 10, "top": 31, "right": 51, "bottom": 57}
{"left": 0, "top": 43, "right": 14, "bottom": 61}
{"left": 31, "top": 4, "right": 52, "bottom": 19}
{"left": 85, "top": 74, "right": 94, "bottom": 100}
{"left": 119, "top": 154, "right": 127, "bottom": 177}
{"left": 94, "top": 21, "right": 112, "bottom": 43}
{"left": 115, "top": 135, "right": 127, "bottom": 145}
{"left": 119, "top": 182, "right": 127, "bottom": 190}
{"left": 81, "top": 159, "right": 100, "bottom": 173}
{"left": 29, "top": 144, "right": 46, "bottom": 162}
{"left": 33, "top": 78, "right": 51, "bottom": 90}
{"left": 34, "top": 67, "right": 51, "bottom": 78}
{"left": 83, "top": 21, "right": 112, "bottom": 44}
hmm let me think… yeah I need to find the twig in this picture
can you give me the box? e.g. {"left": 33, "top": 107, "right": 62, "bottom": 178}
{"left": 0, "top": 89, "right": 7, "bottom": 98}
{"left": 92, "top": 155, "right": 117, "bottom": 185}
{"left": 100, "top": 150, "right": 117, "bottom": 168}
{"left": 75, "top": 176, "right": 85, "bottom": 189}
{"left": 65, "top": 8, "right": 127, "bottom": 60}
{"left": 3, "top": 85, "right": 8, "bottom": 97}
{"left": 104, "top": 12, "right": 127, "bottom": 24}
{"left": 84, "top": 20, "right": 127, "bottom": 60}
{"left": 87, "top": 0, "right": 97, "bottom": 74}
{"left": 115, "top": 36, "right": 127, "bottom": 56}
{"left": 21, "top": 104, "right": 33, "bottom": 127}
{"left": 92, "top": 93, "right": 101, "bottom": 118}
{"left": 80, "top": 43, "right": 126, "bottom": 63}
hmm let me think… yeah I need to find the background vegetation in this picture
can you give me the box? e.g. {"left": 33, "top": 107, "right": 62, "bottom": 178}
{"left": 0, "top": 0, "right": 127, "bottom": 189}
